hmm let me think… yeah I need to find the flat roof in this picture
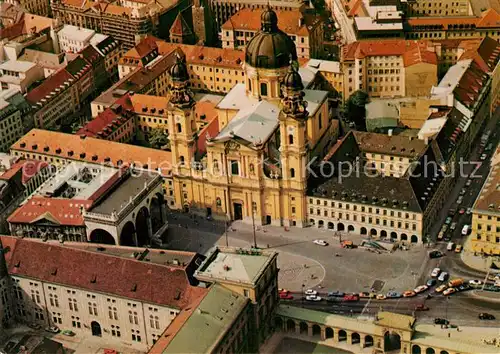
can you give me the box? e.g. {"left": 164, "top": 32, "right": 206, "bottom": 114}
{"left": 0, "top": 60, "right": 36, "bottom": 72}
{"left": 161, "top": 284, "right": 248, "bottom": 353}
{"left": 195, "top": 246, "right": 277, "bottom": 285}
{"left": 58, "top": 24, "right": 95, "bottom": 42}
{"left": 355, "top": 17, "right": 403, "bottom": 31}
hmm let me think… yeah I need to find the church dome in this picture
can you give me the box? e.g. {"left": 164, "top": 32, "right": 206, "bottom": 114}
{"left": 245, "top": 7, "right": 297, "bottom": 69}
{"left": 170, "top": 54, "right": 189, "bottom": 82}
{"left": 283, "top": 65, "right": 304, "bottom": 91}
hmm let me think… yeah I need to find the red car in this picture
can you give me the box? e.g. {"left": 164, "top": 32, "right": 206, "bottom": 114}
{"left": 279, "top": 292, "right": 294, "bottom": 300}
{"left": 343, "top": 294, "right": 359, "bottom": 302}
{"left": 415, "top": 304, "right": 429, "bottom": 311}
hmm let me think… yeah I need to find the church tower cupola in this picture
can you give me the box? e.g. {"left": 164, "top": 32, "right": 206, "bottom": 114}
{"left": 280, "top": 64, "right": 308, "bottom": 120}
{"left": 169, "top": 54, "right": 194, "bottom": 108}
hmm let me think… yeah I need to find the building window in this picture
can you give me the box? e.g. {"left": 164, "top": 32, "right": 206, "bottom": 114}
{"left": 230, "top": 160, "right": 239, "bottom": 175}
{"left": 71, "top": 316, "right": 81, "bottom": 328}
{"left": 243, "top": 289, "right": 249, "bottom": 297}
{"left": 248, "top": 79, "right": 252, "bottom": 91}
{"left": 49, "top": 294, "right": 59, "bottom": 307}
{"left": 129, "top": 311, "right": 139, "bottom": 325}
{"left": 290, "top": 168, "right": 295, "bottom": 178}
{"left": 111, "top": 325, "right": 121, "bottom": 337}
{"left": 31, "top": 290, "right": 40, "bottom": 304}
{"left": 176, "top": 123, "right": 182, "bottom": 133}
{"left": 88, "top": 302, "right": 98, "bottom": 316}
{"left": 108, "top": 306, "right": 118, "bottom": 320}
{"left": 68, "top": 298, "right": 78, "bottom": 312}
{"left": 288, "top": 134, "right": 294, "bottom": 145}
{"left": 131, "top": 329, "right": 142, "bottom": 342}
{"left": 150, "top": 315, "right": 160, "bottom": 330}
{"left": 34, "top": 308, "right": 44, "bottom": 321}
{"left": 52, "top": 312, "right": 62, "bottom": 324}
{"left": 260, "top": 82, "right": 268, "bottom": 96}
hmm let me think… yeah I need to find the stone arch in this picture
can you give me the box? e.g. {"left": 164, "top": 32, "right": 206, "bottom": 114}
{"left": 338, "top": 223, "right": 345, "bottom": 231}
{"left": 425, "top": 348, "right": 435, "bottom": 354}
{"left": 135, "top": 206, "right": 151, "bottom": 246}
{"left": 384, "top": 331, "right": 401, "bottom": 351}
{"left": 312, "top": 324, "right": 321, "bottom": 337}
{"left": 348, "top": 225, "right": 355, "bottom": 232}
{"left": 380, "top": 230, "right": 387, "bottom": 238}
{"left": 327, "top": 222, "right": 334, "bottom": 230}
{"left": 370, "top": 228, "right": 377, "bottom": 236}
{"left": 325, "top": 327, "right": 334, "bottom": 339}
{"left": 361, "top": 227, "right": 367, "bottom": 235}
{"left": 286, "top": 319, "right": 295, "bottom": 332}
{"left": 439, "top": 351, "right": 449, "bottom": 354}
{"left": 411, "top": 235, "right": 419, "bottom": 243}
{"left": 401, "top": 233, "right": 408, "bottom": 241}
{"left": 120, "top": 221, "right": 136, "bottom": 246}
{"left": 391, "top": 231, "right": 398, "bottom": 239}
{"left": 412, "top": 345, "right": 422, "bottom": 354}
{"left": 149, "top": 192, "right": 165, "bottom": 234}
{"left": 309, "top": 219, "right": 315, "bottom": 225}
{"left": 89, "top": 229, "right": 116, "bottom": 245}
{"left": 318, "top": 220, "right": 324, "bottom": 228}
{"left": 351, "top": 332, "right": 360, "bottom": 344}
{"left": 338, "top": 329, "right": 347, "bottom": 341}
{"left": 365, "top": 335, "right": 374, "bottom": 347}
{"left": 299, "top": 321, "right": 308, "bottom": 334}
{"left": 274, "top": 317, "right": 283, "bottom": 331}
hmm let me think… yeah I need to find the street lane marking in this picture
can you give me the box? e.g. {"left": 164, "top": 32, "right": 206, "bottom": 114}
{"left": 361, "top": 298, "right": 371, "bottom": 315}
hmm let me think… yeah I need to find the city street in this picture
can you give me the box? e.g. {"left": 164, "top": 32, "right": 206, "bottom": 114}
{"left": 331, "top": 0, "right": 357, "bottom": 43}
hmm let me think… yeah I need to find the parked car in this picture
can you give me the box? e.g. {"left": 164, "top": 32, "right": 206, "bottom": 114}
{"left": 376, "top": 294, "right": 386, "bottom": 300}
{"left": 480, "top": 153, "right": 487, "bottom": 160}
{"left": 435, "top": 284, "right": 447, "bottom": 293}
{"left": 403, "top": 290, "right": 416, "bottom": 297}
{"left": 455, "top": 245, "right": 463, "bottom": 253}
{"left": 450, "top": 222, "right": 457, "bottom": 231}
{"left": 447, "top": 242, "right": 455, "bottom": 251}
{"left": 306, "top": 295, "right": 322, "bottom": 301}
{"left": 447, "top": 278, "right": 464, "bottom": 288}
{"left": 438, "top": 272, "right": 449, "bottom": 282}
{"left": 426, "top": 279, "right": 437, "bottom": 287}
{"left": 341, "top": 240, "right": 355, "bottom": 249}
{"left": 326, "top": 296, "right": 339, "bottom": 303}
{"left": 466, "top": 208, "right": 472, "bottom": 215}
{"left": 469, "top": 279, "right": 483, "bottom": 288}
{"left": 431, "top": 267, "right": 441, "bottom": 277}
{"left": 444, "top": 217, "right": 452, "bottom": 225}
{"left": 313, "top": 239, "right": 328, "bottom": 246}
{"left": 479, "top": 313, "right": 495, "bottom": 320}
{"left": 415, "top": 304, "right": 429, "bottom": 311}
{"left": 386, "top": 291, "right": 402, "bottom": 298}
{"left": 305, "top": 289, "right": 317, "bottom": 296}
{"left": 279, "top": 292, "right": 294, "bottom": 300}
{"left": 278, "top": 288, "right": 288, "bottom": 294}
{"left": 429, "top": 250, "right": 444, "bottom": 259}
{"left": 459, "top": 188, "right": 466, "bottom": 195}
{"left": 328, "top": 291, "right": 345, "bottom": 297}
{"left": 359, "top": 292, "right": 376, "bottom": 299}
{"left": 437, "top": 231, "right": 445, "bottom": 241}
{"left": 61, "top": 330, "right": 75, "bottom": 336}
{"left": 434, "top": 318, "right": 449, "bottom": 325}
{"left": 457, "top": 284, "right": 471, "bottom": 292}
{"left": 443, "top": 287, "right": 456, "bottom": 296}
{"left": 45, "top": 326, "right": 60, "bottom": 334}
{"left": 414, "top": 285, "right": 429, "bottom": 294}
{"left": 457, "top": 196, "right": 463, "bottom": 204}
{"left": 441, "top": 224, "right": 449, "bottom": 233}
{"left": 461, "top": 225, "right": 470, "bottom": 235}
{"left": 458, "top": 208, "right": 466, "bottom": 215}
{"left": 465, "top": 179, "right": 472, "bottom": 186}
{"left": 343, "top": 294, "right": 359, "bottom": 302}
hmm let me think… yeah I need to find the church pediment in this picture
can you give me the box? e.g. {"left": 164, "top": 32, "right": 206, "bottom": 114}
{"left": 30, "top": 212, "right": 61, "bottom": 226}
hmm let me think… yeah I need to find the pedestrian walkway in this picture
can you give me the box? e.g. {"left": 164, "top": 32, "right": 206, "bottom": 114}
{"left": 461, "top": 236, "right": 499, "bottom": 272}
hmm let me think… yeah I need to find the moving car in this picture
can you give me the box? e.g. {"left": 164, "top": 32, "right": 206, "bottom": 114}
{"left": 469, "top": 279, "right": 483, "bottom": 288}
{"left": 450, "top": 222, "right": 457, "bottom": 231}
{"left": 480, "top": 153, "right": 487, "bottom": 160}
{"left": 465, "top": 179, "right": 472, "bottom": 186}
{"left": 414, "top": 285, "right": 429, "bottom": 294}
{"left": 458, "top": 208, "right": 466, "bottom": 215}
{"left": 313, "top": 239, "right": 328, "bottom": 246}
{"left": 403, "top": 290, "right": 416, "bottom": 297}
{"left": 438, "top": 272, "right": 449, "bottom": 282}
{"left": 426, "top": 279, "right": 437, "bottom": 287}
{"left": 341, "top": 240, "right": 355, "bottom": 249}
{"left": 45, "top": 326, "right": 60, "bottom": 334}
{"left": 459, "top": 188, "right": 466, "bottom": 195}
{"left": 466, "top": 208, "right": 472, "bottom": 215}
{"left": 359, "top": 292, "right": 375, "bottom": 299}
{"left": 328, "top": 291, "right": 345, "bottom": 297}
{"left": 447, "top": 278, "right": 464, "bottom": 288}
{"left": 443, "top": 287, "right": 456, "bottom": 296}
{"left": 457, "top": 196, "right": 463, "bottom": 204}
{"left": 305, "top": 289, "right": 317, "bottom": 296}
{"left": 444, "top": 217, "right": 452, "bottom": 225}
{"left": 306, "top": 295, "right": 322, "bottom": 301}
{"left": 441, "top": 224, "right": 449, "bottom": 233}
{"left": 455, "top": 244, "right": 462, "bottom": 253}
{"left": 386, "top": 291, "right": 402, "bottom": 298}
{"left": 434, "top": 318, "right": 449, "bottom": 325}
{"left": 457, "top": 284, "right": 471, "bottom": 292}
{"left": 435, "top": 284, "right": 447, "bottom": 293}
{"left": 376, "top": 294, "right": 386, "bottom": 300}
{"left": 437, "top": 231, "right": 445, "bottom": 241}
{"left": 479, "top": 313, "right": 495, "bottom": 320}
{"left": 343, "top": 294, "right": 359, "bottom": 302}
{"left": 447, "top": 242, "right": 454, "bottom": 251}
{"left": 429, "top": 250, "right": 444, "bottom": 259}
{"left": 461, "top": 225, "right": 470, "bottom": 235}
{"left": 279, "top": 292, "right": 294, "bottom": 300}
{"left": 415, "top": 304, "right": 429, "bottom": 311}
{"left": 431, "top": 267, "right": 441, "bottom": 277}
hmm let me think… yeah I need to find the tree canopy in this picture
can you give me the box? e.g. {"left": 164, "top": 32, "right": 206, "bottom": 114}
{"left": 343, "top": 90, "right": 369, "bottom": 131}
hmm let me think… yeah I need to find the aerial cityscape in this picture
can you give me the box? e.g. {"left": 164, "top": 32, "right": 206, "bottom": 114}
{"left": 0, "top": 0, "right": 499, "bottom": 353}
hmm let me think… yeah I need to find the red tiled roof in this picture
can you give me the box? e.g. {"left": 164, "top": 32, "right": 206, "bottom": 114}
{"left": 453, "top": 60, "right": 490, "bottom": 107}
{"left": 7, "top": 197, "right": 91, "bottom": 226}
{"left": 25, "top": 69, "right": 74, "bottom": 106}
{"left": 459, "top": 36, "right": 500, "bottom": 72}
{"left": 402, "top": 42, "right": 438, "bottom": 67}
{"left": 0, "top": 159, "right": 48, "bottom": 185}
{"left": 1, "top": 236, "right": 209, "bottom": 307}
{"left": 477, "top": 8, "right": 500, "bottom": 28}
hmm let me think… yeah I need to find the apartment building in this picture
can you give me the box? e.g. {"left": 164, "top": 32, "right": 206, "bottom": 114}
{"left": 0, "top": 97, "right": 24, "bottom": 153}
{"left": 3, "top": 0, "right": 51, "bottom": 16}
{"left": 0, "top": 60, "right": 44, "bottom": 94}
{"left": 307, "top": 131, "right": 450, "bottom": 243}
{"left": 90, "top": 35, "right": 123, "bottom": 80}
{"left": 221, "top": 8, "right": 324, "bottom": 59}
{"left": 117, "top": 36, "right": 245, "bottom": 94}
{"left": 406, "top": 0, "right": 473, "bottom": 17}
{"left": 342, "top": 40, "right": 438, "bottom": 99}
{"left": 51, "top": 0, "right": 191, "bottom": 49}
{"left": 0, "top": 236, "right": 208, "bottom": 350}
{"left": 470, "top": 146, "right": 500, "bottom": 256}
{"left": 58, "top": 25, "right": 96, "bottom": 53}
{"left": 303, "top": 59, "right": 343, "bottom": 98}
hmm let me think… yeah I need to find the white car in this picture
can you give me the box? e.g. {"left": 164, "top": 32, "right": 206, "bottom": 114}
{"left": 443, "top": 287, "right": 456, "bottom": 296}
{"left": 480, "top": 153, "right": 487, "bottom": 160}
{"left": 305, "top": 289, "right": 317, "bottom": 296}
{"left": 466, "top": 208, "right": 472, "bottom": 215}
{"left": 450, "top": 222, "right": 457, "bottom": 231}
{"left": 438, "top": 272, "right": 449, "bottom": 282}
{"left": 456, "top": 196, "right": 463, "bottom": 204}
{"left": 305, "top": 295, "right": 322, "bottom": 301}
{"left": 431, "top": 267, "right": 441, "bottom": 277}
{"left": 313, "top": 239, "right": 328, "bottom": 246}
{"left": 468, "top": 279, "right": 483, "bottom": 288}
{"left": 414, "top": 285, "right": 429, "bottom": 293}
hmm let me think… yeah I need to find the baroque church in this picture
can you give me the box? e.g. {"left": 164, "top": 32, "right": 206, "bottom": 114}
{"left": 159, "top": 7, "right": 337, "bottom": 227}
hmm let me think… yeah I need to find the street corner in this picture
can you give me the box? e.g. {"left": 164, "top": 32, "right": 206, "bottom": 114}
{"left": 277, "top": 252, "right": 326, "bottom": 292}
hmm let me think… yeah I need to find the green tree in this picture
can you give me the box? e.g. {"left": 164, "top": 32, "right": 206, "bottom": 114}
{"left": 343, "top": 90, "right": 369, "bottom": 131}
{"left": 148, "top": 128, "right": 170, "bottom": 150}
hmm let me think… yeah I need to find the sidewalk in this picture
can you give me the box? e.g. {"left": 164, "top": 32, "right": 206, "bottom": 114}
{"left": 461, "top": 236, "right": 500, "bottom": 272}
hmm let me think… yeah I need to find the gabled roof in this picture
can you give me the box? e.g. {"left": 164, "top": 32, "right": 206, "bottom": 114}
{"left": 1, "top": 236, "right": 209, "bottom": 307}
{"left": 477, "top": 8, "right": 500, "bottom": 28}
{"left": 25, "top": 69, "right": 74, "bottom": 106}
{"left": 0, "top": 159, "right": 48, "bottom": 185}
{"left": 170, "top": 11, "right": 193, "bottom": 36}
{"left": 459, "top": 36, "right": 500, "bottom": 72}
